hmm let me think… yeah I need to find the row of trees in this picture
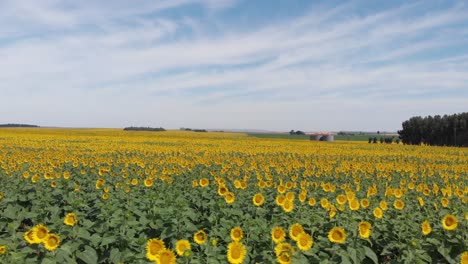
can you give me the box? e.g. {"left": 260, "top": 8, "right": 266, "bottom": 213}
{"left": 398, "top": 113, "right": 468, "bottom": 147}
{"left": 289, "top": 130, "right": 305, "bottom": 135}
{"left": 0, "top": 124, "right": 39, "bottom": 127}
{"left": 123, "top": 127, "right": 165, "bottom": 132}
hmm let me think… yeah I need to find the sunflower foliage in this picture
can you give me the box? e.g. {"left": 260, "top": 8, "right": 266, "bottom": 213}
{"left": 0, "top": 128, "right": 467, "bottom": 264}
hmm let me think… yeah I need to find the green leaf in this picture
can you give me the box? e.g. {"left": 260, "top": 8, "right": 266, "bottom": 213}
{"left": 364, "top": 246, "right": 378, "bottom": 264}
{"left": 100, "top": 236, "right": 116, "bottom": 247}
{"left": 76, "top": 246, "right": 98, "bottom": 264}
{"left": 109, "top": 248, "right": 121, "bottom": 264}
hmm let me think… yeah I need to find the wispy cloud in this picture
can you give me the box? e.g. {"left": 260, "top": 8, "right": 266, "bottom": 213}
{"left": 1, "top": 0, "right": 467, "bottom": 131}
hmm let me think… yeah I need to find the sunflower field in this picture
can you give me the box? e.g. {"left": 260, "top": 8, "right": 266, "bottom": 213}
{"left": 0, "top": 128, "right": 467, "bottom": 264}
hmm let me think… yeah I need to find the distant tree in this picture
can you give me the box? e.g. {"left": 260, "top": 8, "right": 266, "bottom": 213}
{"left": 295, "top": 130, "right": 305, "bottom": 135}
{"left": 290, "top": 130, "right": 295, "bottom": 135}
{"left": 373, "top": 137, "right": 378, "bottom": 143}
{"left": 368, "top": 137, "right": 372, "bottom": 143}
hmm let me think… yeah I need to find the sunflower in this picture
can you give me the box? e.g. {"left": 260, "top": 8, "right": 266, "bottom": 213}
{"left": 308, "top": 197, "right": 316, "bottom": 206}
{"left": 32, "top": 224, "right": 49, "bottom": 243}
{"left": 131, "top": 179, "right": 138, "bottom": 186}
{"left": 146, "top": 238, "right": 166, "bottom": 261}
{"left": 0, "top": 245, "right": 7, "bottom": 255}
{"left": 218, "top": 186, "right": 228, "bottom": 196}
{"left": 63, "top": 213, "right": 78, "bottom": 226}
{"left": 393, "top": 199, "right": 405, "bottom": 210}
{"left": 175, "top": 240, "right": 191, "bottom": 256}
{"left": 349, "top": 199, "right": 360, "bottom": 211}
{"left": 95, "top": 178, "right": 104, "bottom": 189}
{"left": 144, "top": 178, "right": 153, "bottom": 187}
{"left": 320, "top": 198, "right": 329, "bottom": 209}
{"left": 296, "top": 232, "right": 313, "bottom": 251}
{"left": 373, "top": 207, "right": 383, "bottom": 219}
{"left": 285, "top": 192, "right": 295, "bottom": 201}
{"left": 336, "top": 194, "right": 347, "bottom": 205}
{"left": 441, "top": 214, "right": 458, "bottom": 231}
{"left": 50, "top": 181, "right": 57, "bottom": 188}
{"left": 276, "top": 195, "right": 286, "bottom": 206}
{"left": 102, "top": 193, "right": 109, "bottom": 200}
{"left": 282, "top": 199, "right": 294, "bottom": 213}
{"left": 379, "top": 200, "right": 388, "bottom": 210}
{"left": 230, "top": 227, "right": 243, "bottom": 242}
{"left": 44, "top": 233, "right": 60, "bottom": 251}
{"left": 460, "top": 251, "right": 468, "bottom": 264}
{"left": 275, "top": 242, "right": 295, "bottom": 257}
{"left": 361, "top": 198, "right": 370, "bottom": 208}
{"left": 466, "top": 212, "right": 468, "bottom": 220}
{"left": 194, "top": 230, "right": 207, "bottom": 245}
{"left": 277, "top": 251, "right": 292, "bottom": 264}
{"left": 225, "top": 192, "right": 235, "bottom": 204}
{"left": 199, "top": 178, "right": 209, "bottom": 187}
{"left": 277, "top": 185, "right": 286, "bottom": 194}
{"left": 328, "top": 227, "right": 346, "bottom": 243}
{"left": 157, "top": 248, "right": 177, "bottom": 264}
{"left": 289, "top": 223, "right": 304, "bottom": 241}
{"left": 24, "top": 229, "right": 39, "bottom": 244}
{"left": 253, "top": 193, "right": 265, "bottom": 206}
{"left": 421, "top": 221, "right": 431, "bottom": 235}
{"left": 358, "top": 221, "right": 371, "bottom": 239}
{"left": 418, "top": 197, "right": 424, "bottom": 207}
{"left": 227, "top": 241, "right": 247, "bottom": 264}
{"left": 441, "top": 198, "right": 449, "bottom": 208}
{"left": 271, "top": 226, "right": 286, "bottom": 243}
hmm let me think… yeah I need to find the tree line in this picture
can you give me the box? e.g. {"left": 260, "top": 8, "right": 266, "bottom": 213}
{"left": 397, "top": 112, "right": 468, "bottom": 147}
{"left": 123, "top": 126, "right": 166, "bottom": 132}
{"left": 0, "top": 124, "right": 39, "bottom": 127}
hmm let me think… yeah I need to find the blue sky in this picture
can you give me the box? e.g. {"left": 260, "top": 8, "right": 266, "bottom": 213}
{"left": 1, "top": 0, "right": 467, "bottom": 131}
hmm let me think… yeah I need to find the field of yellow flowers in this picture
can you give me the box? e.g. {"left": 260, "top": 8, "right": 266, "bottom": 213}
{"left": 0, "top": 128, "right": 467, "bottom": 264}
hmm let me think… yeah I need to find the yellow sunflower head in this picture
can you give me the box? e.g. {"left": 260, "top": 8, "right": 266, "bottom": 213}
{"left": 24, "top": 229, "right": 40, "bottom": 244}
{"left": 32, "top": 224, "right": 49, "bottom": 243}
{"left": 44, "top": 233, "right": 60, "bottom": 251}
{"left": 227, "top": 241, "right": 247, "bottom": 264}
{"left": 328, "top": 227, "right": 346, "bottom": 244}
{"left": 274, "top": 242, "right": 294, "bottom": 257}
{"left": 276, "top": 195, "right": 286, "bottom": 206}
{"left": 379, "top": 200, "right": 388, "bottom": 210}
{"left": 199, "top": 178, "right": 209, "bottom": 187}
{"left": 175, "top": 239, "right": 191, "bottom": 256}
{"left": 296, "top": 232, "right": 313, "bottom": 251}
{"left": 349, "top": 199, "right": 360, "bottom": 211}
{"left": 360, "top": 198, "right": 370, "bottom": 208}
{"left": 421, "top": 221, "right": 431, "bottom": 235}
{"left": 336, "top": 194, "right": 347, "bottom": 205}
{"left": 282, "top": 199, "right": 294, "bottom": 213}
{"left": 441, "top": 214, "right": 458, "bottom": 231}
{"left": 308, "top": 197, "right": 316, "bottom": 206}
{"left": 218, "top": 186, "right": 228, "bottom": 196}
{"left": 289, "top": 223, "right": 304, "bottom": 241}
{"left": 230, "top": 227, "right": 243, "bottom": 242}
{"left": 460, "top": 251, "right": 468, "bottom": 264}
{"left": 144, "top": 178, "right": 153, "bottom": 187}
{"left": 225, "top": 192, "right": 235, "bottom": 204}
{"left": 271, "top": 226, "right": 286, "bottom": 244}
{"left": 373, "top": 207, "right": 383, "bottom": 219}
{"left": 253, "top": 193, "right": 265, "bottom": 206}
{"left": 157, "top": 248, "right": 177, "bottom": 264}
{"left": 393, "top": 199, "right": 405, "bottom": 210}
{"left": 358, "top": 221, "right": 371, "bottom": 239}
{"left": 64, "top": 213, "right": 78, "bottom": 226}
{"left": 0, "top": 245, "right": 7, "bottom": 255}
{"left": 146, "top": 238, "right": 166, "bottom": 261}
{"left": 194, "top": 230, "right": 207, "bottom": 245}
